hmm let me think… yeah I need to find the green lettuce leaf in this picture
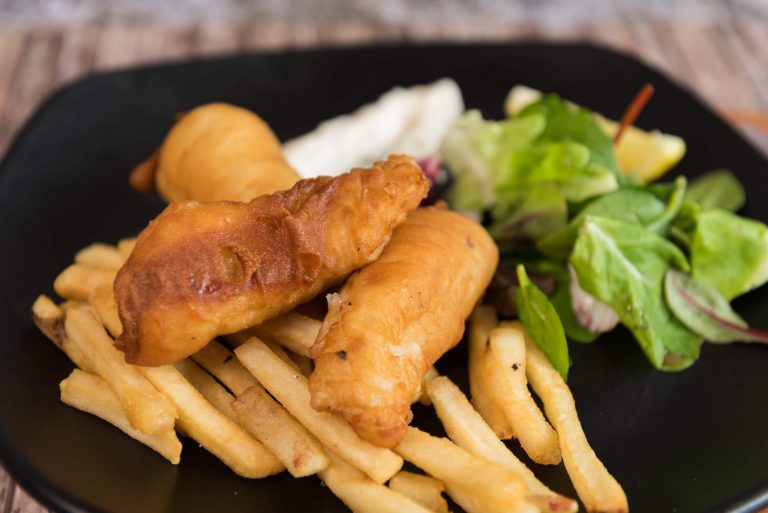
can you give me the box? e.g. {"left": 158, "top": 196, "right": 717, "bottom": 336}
{"left": 515, "top": 264, "right": 570, "bottom": 379}
{"left": 549, "top": 266, "right": 599, "bottom": 343}
{"left": 570, "top": 216, "right": 702, "bottom": 369}
{"left": 691, "top": 209, "right": 768, "bottom": 300}
{"left": 686, "top": 169, "right": 745, "bottom": 212}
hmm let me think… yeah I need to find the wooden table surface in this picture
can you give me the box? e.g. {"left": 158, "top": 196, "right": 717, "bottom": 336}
{"left": 1, "top": 2, "right": 767, "bottom": 512}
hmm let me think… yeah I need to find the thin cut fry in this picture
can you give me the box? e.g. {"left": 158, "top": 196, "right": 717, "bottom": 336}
{"left": 427, "top": 376, "right": 577, "bottom": 513}
{"left": 117, "top": 237, "right": 137, "bottom": 262}
{"left": 235, "top": 338, "right": 403, "bottom": 483}
{"left": 74, "top": 243, "right": 124, "bottom": 271}
{"left": 394, "top": 427, "right": 528, "bottom": 513}
{"left": 32, "top": 295, "right": 94, "bottom": 372}
{"left": 518, "top": 322, "right": 628, "bottom": 513}
{"left": 54, "top": 264, "right": 116, "bottom": 301}
{"left": 175, "top": 359, "right": 239, "bottom": 424}
{"left": 319, "top": 450, "right": 435, "bottom": 513}
{"left": 249, "top": 312, "right": 319, "bottom": 357}
{"left": 60, "top": 369, "right": 182, "bottom": 464}
{"left": 64, "top": 305, "right": 177, "bottom": 435}
{"left": 140, "top": 364, "right": 284, "bottom": 478}
{"left": 232, "top": 385, "right": 329, "bottom": 477}
{"left": 468, "top": 306, "right": 514, "bottom": 439}
{"left": 89, "top": 285, "right": 122, "bottom": 337}
{"left": 388, "top": 471, "right": 449, "bottom": 513}
{"left": 487, "top": 325, "right": 561, "bottom": 465}
{"left": 288, "top": 350, "right": 314, "bottom": 377}
{"left": 444, "top": 482, "right": 537, "bottom": 513}
{"left": 191, "top": 340, "right": 259, "bottom": 395}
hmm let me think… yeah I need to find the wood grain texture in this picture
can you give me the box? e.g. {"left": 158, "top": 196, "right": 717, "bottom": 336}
{"left": 1, "top": 4, "right": 768, "bottom": 512}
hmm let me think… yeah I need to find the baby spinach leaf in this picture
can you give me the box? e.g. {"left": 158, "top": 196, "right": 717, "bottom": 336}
{"left": 538, "top": 188, "right": 667, "bottom": 259}
{"left": 515, "top": 264, "right": 570, "bottom": 379}
{"left": 691, "top": 209, "right": 768, "bottom": 300}
{"left": 686, "top": 169, "right": 745, "bottom": 212}
{"left": 665, "top": 269, "right": 768, "bottom": 343}
{"left": 570, "top": 216, "right": 701, "bottom": 369}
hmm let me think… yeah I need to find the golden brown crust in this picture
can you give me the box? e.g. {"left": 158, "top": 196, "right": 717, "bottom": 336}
{"left": 134, "top": 103, "right": 301, "bottom": 202}
{"left": 114, "top": 155, "right": 428, "bottom": 366}
{"left": 308, "top": 207, "right": 499, "bottom": 447}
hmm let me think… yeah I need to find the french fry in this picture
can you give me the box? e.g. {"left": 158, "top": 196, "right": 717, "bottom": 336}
{"left": 249, "top": 312, "right": 319, "bottom": 357}
{"left": 520, "top": 323, "right": 628, "bottom": 513}
{"left": 394, "top": 427, "right": 528, "bottom": 513}
{"left": 64, "top": 305, "right": 177, "bottom": 435}
{"left": 487, "top": 324, "right": 561, "bottom": 465}
{"left": 222, "top": 332, "right": 301, "bottom": 374}
{"left": 60, "top": 369, "right": 182, "bottom": 464}
{"left": 74, "top": 243, "right": 124, "bottom": 271}
{"left": 468, "top": 306, "right": 514, "bottom": 439}
{"left": 319, "top": 450, "right": 435, "bottom": 513}
{"left": 443, "top": 482, "right": 537, "bottom": 513}
{"left": 88, "top": 285, "right": 122, "bottom": 337}
{"left": 427, "top": 376, "right": 577, "bottom": 513}
{"left": 32, "top": 295, "right": 94, "bottom": 372}
{"left": 232, "top": 385, "right": 329, "bottom": 477}
{"left": 191, "top": 340, "right": 259, "bottom": 395}
{"left": 117, "top": 237, "right": 137, "bottom": 262}
{"left": 140, "top": 364, "right": 284, "bottom": 478}
{"left": 175, "top": 359, "right": 239, "bottom": 424}
{"left": 235, "top": 338, "right": 403, "bottom": 483}
{"left": 54, "top": 264, "right": 116, "bottom": 301}
{"left": 388, "top": 471, "right": 449, "bottom": 513}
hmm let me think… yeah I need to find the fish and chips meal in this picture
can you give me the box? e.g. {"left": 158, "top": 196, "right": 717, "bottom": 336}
{"left": 32, "top": 77, "right": 768, "bottom": 513}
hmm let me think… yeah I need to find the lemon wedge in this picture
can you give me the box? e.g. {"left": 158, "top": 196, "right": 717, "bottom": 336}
{"left": 504, "top": 85, "right": 686, "bottom": 182}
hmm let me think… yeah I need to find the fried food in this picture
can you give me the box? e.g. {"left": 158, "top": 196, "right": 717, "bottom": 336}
{"left": 131, "top": 103, "right": 301, "bottom": 202}
{"left": 65, "top": 304, "right": 178, "bottom": 435}
{"left": 235, "top": 338, "right": 403, "bottom": 484}
{"left": 467, "top": 306, "right": 514, "bottom": 439}
{"left": 394, "top": 427, "right": 530, "bottom": 513}
{"left": 60, "top": 369, "right": 182, "bottom": 464}
{"left": 308, "top": 207, "right": 498, "bottom": 447}
{"left": 115, "top": 155, "right": 429, "bottom": 366}
{"left": 388, "top": 471, "right": 449, "bottom": 513}
{"left": 519, "top": 322, "right": 628, "bottom": 513}
{"left": 426, "top": 376, "right": 577, "bottom": 513}
{"left": 486, "top": 324, "right": 561, "bottom": 465}
{"left": 139, "top": 363, "right": 284, "bottom": 478}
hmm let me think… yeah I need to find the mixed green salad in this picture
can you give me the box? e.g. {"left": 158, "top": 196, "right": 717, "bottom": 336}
{"left": 439, "top": 86, "right": 768, "bottom": 377}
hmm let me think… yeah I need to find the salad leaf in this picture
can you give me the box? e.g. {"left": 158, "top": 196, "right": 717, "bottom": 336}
{"left": 568, "top": 264, "right": 620, "bottom": 335}
{"left": 493, "top": 141, "right": 617, "bottom": 203}
{"left": 518, "top": 94, "right": 621, "bottom": 176}
{"left": 686, "top": 169, "right": 745, "bottom": 212}
{"left": 665, "top": 269, "right": 768, "bottom": 343}
{"left": 515, "top": 264, "right": 570, "bottom": 379}
{"left": 441, "top": 110, "right": 545, "bottom": 212}
{"left": 489, "top": 183, "right": 567, "bottom": 245}
{"left": 538, "top": 188, "right": 668, "bottom": 259}
{"left": 691, "top": 209, "right": 768, "bottom": 300}
{"left": 570, "top": 216, "right": 702, "bottom": 369}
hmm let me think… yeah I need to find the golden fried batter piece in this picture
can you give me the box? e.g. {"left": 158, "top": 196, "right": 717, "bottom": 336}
{"left": 115, "top": 155, "right": 429, "bottom": 366}
{"left": 309, "top": 207, "right": 498, "bottom": 447}
{"left": 130, "top": 103, "right": 301, "bottom": 202}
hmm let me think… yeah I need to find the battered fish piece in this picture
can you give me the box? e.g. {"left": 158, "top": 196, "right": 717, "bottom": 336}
{"left": 309, "top": 207, "right": 498, "bottom": 447}
{"left": 115, "top": 155, "right": 428, "bottom": 366}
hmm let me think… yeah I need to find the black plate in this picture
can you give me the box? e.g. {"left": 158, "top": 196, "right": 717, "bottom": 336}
{"left": 1, "top": 43, "right": 767, "bottom": 513}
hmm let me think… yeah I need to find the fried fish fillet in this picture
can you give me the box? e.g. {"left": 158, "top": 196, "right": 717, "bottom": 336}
{"left": 308, "top": 207, "right": 498, "bottom": 447}
{"left": 114, "top": 155, "right": 428, "bottom": 366}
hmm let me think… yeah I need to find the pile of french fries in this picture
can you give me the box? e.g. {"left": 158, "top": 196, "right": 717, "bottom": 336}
{"left": 33, "top": 240, "right": 628, "bottom": 513}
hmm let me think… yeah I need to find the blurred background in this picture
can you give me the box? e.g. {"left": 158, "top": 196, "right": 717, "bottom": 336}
{"left": 0, "top": 0, "right": 767, "bottom": 511}
{"left": 0, "top": 0, "right": 766, "bottom": 158}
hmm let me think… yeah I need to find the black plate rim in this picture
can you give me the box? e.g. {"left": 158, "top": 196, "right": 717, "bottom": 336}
{"left": 1, "top": 41, "right": 767, "bottom": 513}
